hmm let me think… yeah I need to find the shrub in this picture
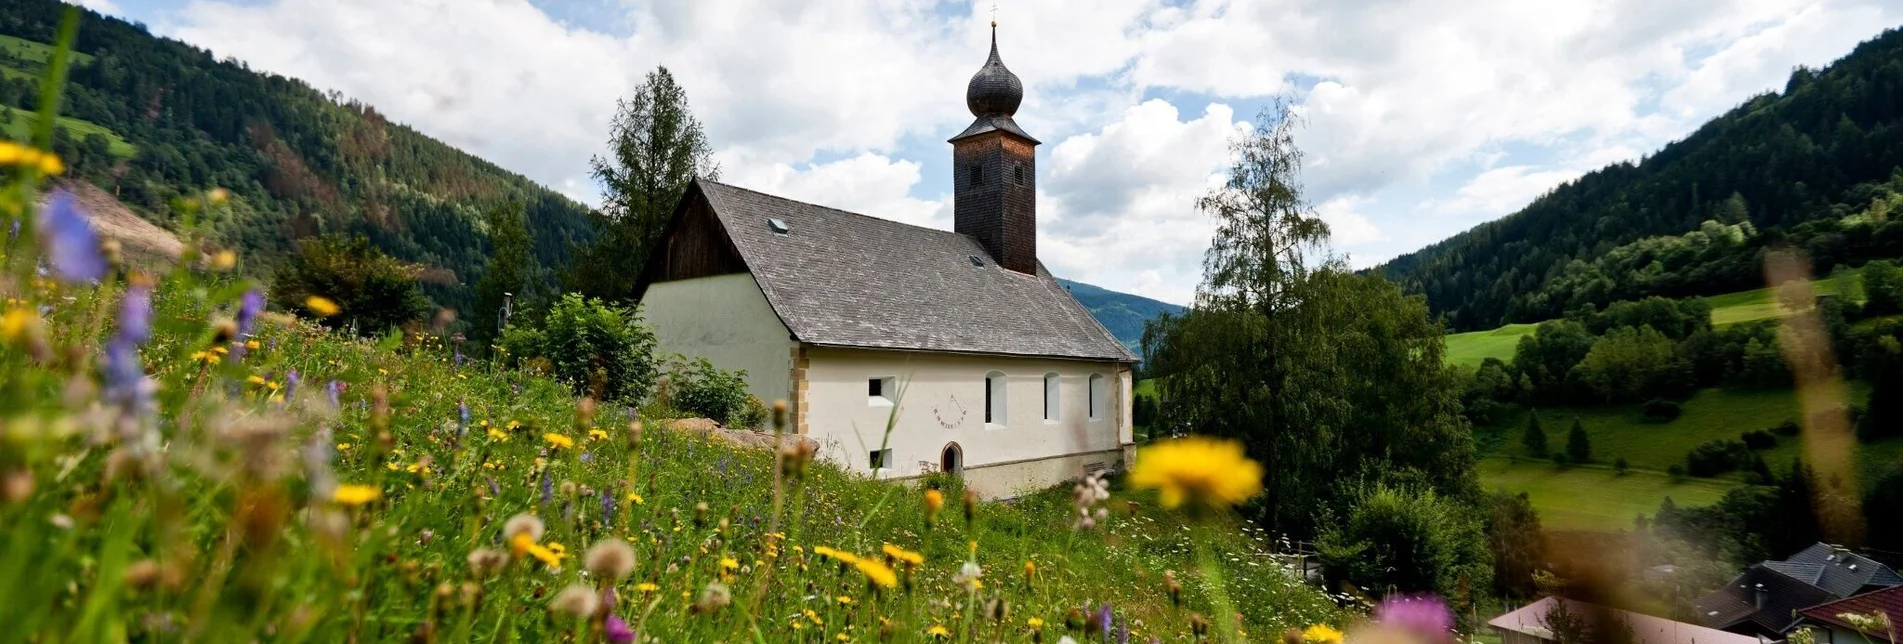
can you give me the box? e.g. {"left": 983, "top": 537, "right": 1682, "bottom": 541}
{"left": 1614, "top": 456, "right": 1629, "bottom": 475}
{"left": 1317, "top": 484, "right": 1492, "bottom": 598}
{"left": 1522, "top": 412, "right": 1548, "bottom": 458}
{"left": 732, "top": 395, "right": 771, "bottom": 431}
{"left": 1684, "top": 439, "right": 1752, "bottom": 477}
{"left": 270, "top": 234, "right": 430, "bottom": 336}
{"left": 500, "top": 294, "right": 659, "bottom": 402}
{"left": 1740, "top": 429, "right": 1777, "bottom": 450}
{"left": 664, "top": 357, "right": 754, "bottom": 428}
{"left": 1667, "top": 464, "right": 1686, "bottom": 480}
{"left": 1772, "top": 418, "right": 1801, "bottom": 436}
{"left": 1641, "top": 399, "right": 1682, "bottom": 422}
{"left": 1566, "top": 417, "right": 1592, "bottom": 464}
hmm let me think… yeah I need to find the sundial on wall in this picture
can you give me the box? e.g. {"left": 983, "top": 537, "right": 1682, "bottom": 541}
{"left": 934, "top": 395, "right": 967, "bottom": 429}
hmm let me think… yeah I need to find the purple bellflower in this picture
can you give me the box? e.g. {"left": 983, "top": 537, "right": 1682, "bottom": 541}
{"left": 39, "top": 191, "right": 105, "bottom": 284}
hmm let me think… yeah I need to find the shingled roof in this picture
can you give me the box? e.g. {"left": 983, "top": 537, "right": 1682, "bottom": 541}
{"left": 1779, "top": 543, "right": 1903, "bottom": 597}
{"left": 679, "top": 180, "right": 1137, "bottom": 362}
{"left": 1798, "top": 585, "right": 1903, "bottom": 642}
{"left": 1490, "top": 597, "right": 1756, "bottom": 644}
{"left": 1697, "top": 565, "right": 1840, "bottom": 636}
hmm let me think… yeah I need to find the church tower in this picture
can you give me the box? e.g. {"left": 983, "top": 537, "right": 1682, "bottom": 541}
{"left": 952, "top": 23, "right": 1040, "bottom": 275}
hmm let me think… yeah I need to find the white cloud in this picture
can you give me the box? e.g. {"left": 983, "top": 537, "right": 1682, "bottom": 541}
{"left": 1039, "top": 100, "right": 1242, "bottom": 303}
{"left": 1425, "top": 166, "right": 1587, "bottom": 220}
{"left": 1316, "top": 195, "right": 1385, "bottom": 250}
{"left": 148, "top": 0, "right": 1903, "bottom": 304}
{"left": 68, "top": 0, "right": 119, "bottom": 14}
{"left": 724, "top": 152, "right": 950, "bottom": 230}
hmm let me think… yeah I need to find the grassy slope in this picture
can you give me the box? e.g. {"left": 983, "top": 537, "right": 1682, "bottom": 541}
{"left": 0, "top": 105, "right": 136, "bottom": 156}
{"left": 1444, "top": 324, "right": 1536, "bottom": 370}
{"left": 1478, "top": 458, "right": 1734, "bottom": 530}
{"left": 1443, "top": 277, "right": 1858, "bottom": 368}
{"left": 0, "top": 33, "right": 94, "bottom": 65}
{"left": 1480, "top": 384, "right": 1903, "bottom": 530}
{"left": 1, "top": 280, "right": 1340, "bottom": 640}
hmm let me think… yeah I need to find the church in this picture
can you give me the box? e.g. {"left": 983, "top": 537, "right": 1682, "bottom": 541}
{"left": 634, "top": 27, "right": 1136, "bottom": 499}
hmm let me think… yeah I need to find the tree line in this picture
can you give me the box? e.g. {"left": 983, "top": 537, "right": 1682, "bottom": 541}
{"left": 1378, "top": 27, "right": 1903, "bottom": 331}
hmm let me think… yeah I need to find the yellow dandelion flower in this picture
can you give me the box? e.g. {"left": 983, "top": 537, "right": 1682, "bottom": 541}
{"left": 588, "top": 428, "right": 608, "bottom": 440}
{"left": 636, "top": 582, "right": 659, "bottom": 593}
{"left": 1128, "top": 436, "right": 1263, "bottom": 510}
{"left": 1027, "top": 617, "right": 1045, "bottom": 629}
{"left": 385, "top": 462, "right": 400, "bottom": 472}
{"left": 0, "top": 141, "right": 21, "bottom": 165}
{"left": 526, "top": 542, "right": 564, "bottom": 568}
{"left": 720, "top": 557, "right": 740, "bottom": 570}
{"left": 488, "top": 427, "right": 508, "bottom": 441}
{"left": 1304, "top": 624, "right": 1345, "bottom": 644}
{"left": 926, "top": 625, "right": 951, "bottom": 639}
{"left": 881, "top": 543, "right": 924, "bottom": 567}
{"left": 543, "top": 433, "right": 574, "bottom": 449}
{"left": 246, "top": 375, "right": 267, "bottom": 386}
{"left": 37, "top": 152, "right": 63, "bottom": 176}
{"left": 506, "top": 420, "right": 522, "bottom": 430}
{"left": 332, "top": 484, "right": 380, "bottom": 506}
{"left": 836, "top": 595, "right": 854, "bottom": 605}
{"left": 1, "top": 307, "right": 39, "bottom": 344}
{"left": 304, "top": 296, "right": 341, "bottom": 317}
{"left": 629, "top": 493, "right": 644, "bottom": 504}
{"left": 212, "top": 250, "right": 237, "bottom": 270}
{"left": 212, "top": 346, "right": 229, "bottom": 355}
{"left": 510, "top": 533, "right": 535, "bottom": 558}
{"left": 853, "top": 557, "right": 898, "bottom": 589}
{"left": 336, "top": 442, "right": 352, "bottom": 451}
{"left": 246, "top": 339, "right": 260, "bottom": 350}
{"left": 546, "top": 542, "right": 566, "bottom": 555}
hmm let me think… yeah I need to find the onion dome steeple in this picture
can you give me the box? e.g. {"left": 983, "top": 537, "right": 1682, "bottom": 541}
{"left": 966, "top": 25, "right": 1023, "bottom": 117}
{"left": 949, "top": 22, "right": 1038, "bottom": 144}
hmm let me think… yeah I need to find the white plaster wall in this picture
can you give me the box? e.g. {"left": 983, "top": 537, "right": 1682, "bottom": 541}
{"left": 802, "top": 346, "right": 1130, "bottom": 495}
{"left": 637, "top": 274, "right": 796, "bottom": 411}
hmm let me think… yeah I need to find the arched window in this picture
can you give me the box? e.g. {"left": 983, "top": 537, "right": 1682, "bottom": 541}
{"left": 984, "top": 371, "right": 1007, "bottom": 428}
{"left": 1088, "top": 373, "right": 1107, "bottom": 421}
{"left": 1043, "top": 373, "right": 1060, "bottom": 421}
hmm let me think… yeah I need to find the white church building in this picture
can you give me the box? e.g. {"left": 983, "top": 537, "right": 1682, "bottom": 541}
{"left": 634, "top": 27, "right": 1136, "bottom": 498}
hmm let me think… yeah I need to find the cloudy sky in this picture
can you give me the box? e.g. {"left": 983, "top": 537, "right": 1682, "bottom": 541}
{"left": 76, "top": 0, "right": 1903, "bottom": 305}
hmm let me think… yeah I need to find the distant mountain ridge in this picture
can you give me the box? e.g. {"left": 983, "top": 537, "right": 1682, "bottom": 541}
{"left": 1057, "top": 278, "right": 1185, "bottom": 353}
{"left": 1377, "top": 27, "right": 1903, "bottom": 331}
{"left": 0, "top": 0, "right": 596, "bottom": 313}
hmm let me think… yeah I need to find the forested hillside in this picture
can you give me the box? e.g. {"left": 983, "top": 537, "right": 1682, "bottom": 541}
{"left": 1379, "top": 27, "right": 1903, "bottom": 331}
{"left": 0, "top": 0, "right": 595, "bottom": 312}
{"left": 1057, "top": 278, "right": 1184, "bottom": 351}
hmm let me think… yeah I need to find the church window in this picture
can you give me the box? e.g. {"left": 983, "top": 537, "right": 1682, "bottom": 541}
{"left": 1014, "top": 163, "right": 1026, "bottom": 186}
{"left": 1043, "top": 373, "right": 1060, "bottom": 421}
{"left": 1088, "top": 373, "right": 1107, "bottom": 421}
{"left": 984, "top": 371, "right": 1007, "bottom": 428}
{"left": 868, "top": 447, "right": 893, "bottom": 471}
{"left": 869, "top": 376, "right": 895, "bottom": 406}
{"left": 969, "top": 163, "right": 984, "bottom": 187}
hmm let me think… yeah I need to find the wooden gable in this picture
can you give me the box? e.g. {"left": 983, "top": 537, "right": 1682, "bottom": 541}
{"left": 634, "top": 185, "right": 750, "bottom": 301}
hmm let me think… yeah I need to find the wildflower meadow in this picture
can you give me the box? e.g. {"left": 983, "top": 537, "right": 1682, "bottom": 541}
{"left": 0, "top": 173, "right": 1347, "bottom": 643}
{"left": 0, "top": 13, "right": 1495, "bottom": 643}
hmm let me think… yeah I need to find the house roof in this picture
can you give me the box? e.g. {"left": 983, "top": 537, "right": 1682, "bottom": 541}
{"left": 1797, "top": 585, "right": 1903, "bottom": 640}
{"left": 1780, "top": 543, "right": 1903, "bottom": 597}
{"left": 687, "top": 180, "right": 1137, "bottom": 362}
{"left": 1696, "top": 565, "right": 1841, "bottom": 634}
{"left": 1489, "top": 597, "right": 1757, "bottom": 644}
